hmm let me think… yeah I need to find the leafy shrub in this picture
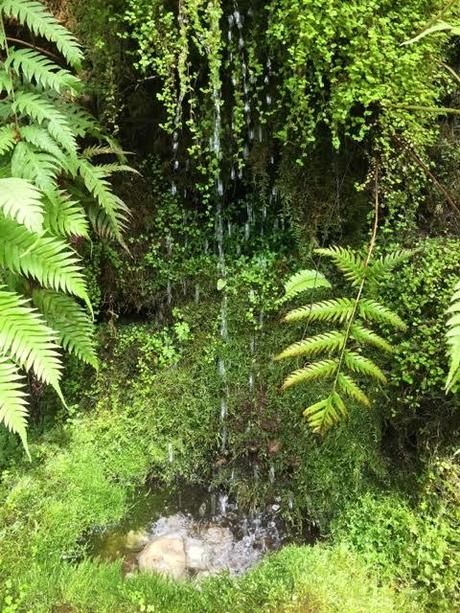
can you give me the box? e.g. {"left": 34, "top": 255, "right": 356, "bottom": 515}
{"left": 379, "top": 238, "right": 460, "bottom": 432}
{"left": 332, "top": 454, "right": 460, "bottom": 610}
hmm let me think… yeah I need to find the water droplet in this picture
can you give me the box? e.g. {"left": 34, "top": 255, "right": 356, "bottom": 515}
{"left": 171, "top": 182, "right": 177, "bottom": 196}
{"left": 266, "top": 94, "right": 272, "bottom": 105}
{"left": 231, "top": 166, "right": 236, "bottom": 180}
{"left": 173, "top": 160, "right": 179, "bottom": 171}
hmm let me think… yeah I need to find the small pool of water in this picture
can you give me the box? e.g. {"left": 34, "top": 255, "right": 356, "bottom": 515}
{"left": 89, "top": 484, "right": 287, "bottom": 578}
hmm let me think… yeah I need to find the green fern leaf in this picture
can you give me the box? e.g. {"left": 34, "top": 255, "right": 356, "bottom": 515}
{"left": 358, "top": 299, "right": 407, "bottom": 331}
{"left": 446, "top": 280, "right": 460, "bottom": 392}
{"left": 0, "top": 177, "right": 44, "bottom": 232}
{"left": 6, "top": 47, "right": 80, "bottom": 94}
{"left": 0, "top": 216, "right": 90, "bottom": 307}
{"left": 370, "top": 250, "right": 413, "bottom": 278}
{"left": 0, "top": 68, "right": 14, "bottom": 94}
{"left": 11, "top": 141, "right": 61, "bottom": 193}
{"left": 275, "top": 331, "right": 345, "bottom": 360}
{"left": 284, "top": 298, "right": 355, "bottom": 324}
{"left": 0, "top": 356, "right": 30, "bottom": 457}
{"left": 0, "top": 287, "right": 62, "bottom": 393}
{"left": 0, "top": 124, "right": 17, "bottom": 154}
{"left": 282, "top": 269, "right": 331, "bottom": 301}
{"left": 43, "top": 191, "right": 89, "bottom": 238}
{"left": 282, "top": 359, "right": 338, "bottom": 389}
{"left": 12, "top": 91, "right": 77, "bottom": 154}
{"left": 78, "top": 160, "right": 130, "bottom": 240}
{"left": 19, "top": 125, "right": 67, "bottom": 163}
{"left": 32, "top": 289, "right": 97, "bottom": 368}
{"left": 337, "top": 373, "right": 371, "bottom": 407}
{"left": 57, "top": 102, "right": 100, "bottom": 138}
{"left": 304, "top": 391, "right": 348, "bottom": 433}
{"left": 350, "top": 323, "right": 393, "bottom": 353}
{"left": 1, "top": 0, "right": 84, "bottom": 69}
{"left": 315, "top": 246, "right": 365, "bottom": 286}
{"left": 344, "top": 350, "right": 387, "bottom": 383}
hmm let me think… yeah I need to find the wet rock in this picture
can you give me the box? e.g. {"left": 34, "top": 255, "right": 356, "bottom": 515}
{"left": 204, "top": 526, "right": 233, "bottom": 546}
{"left": 185, "top": 537, "right": 209, "bottom": 570}
{"left": 137, "top": 533, "right": 187, "bottom": 580}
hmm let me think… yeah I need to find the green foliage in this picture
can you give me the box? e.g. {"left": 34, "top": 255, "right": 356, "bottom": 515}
{"left": 277, "top": 247, "right": 407, "bottom": 432}
{"left": 379, "top": 238, "right": 460, "bottom": 421}
{"left": 333, "top": 454, "right": 460, "bottom": 611}
{"left": 445, "top": 279, "right": 460, "bottom": 392}
{"left": 0, "top": 0, "right": 130, "bottom": 450}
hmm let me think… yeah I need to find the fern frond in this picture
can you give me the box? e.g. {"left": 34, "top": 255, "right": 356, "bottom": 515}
{"left": 1, "top": 0, "right": 84, "bottom": 69}
{"left": 304, "top": 391, "right": 348, "bottom": 433}
{"left": 315, "top": 246, "right": 366, "bottom": 286}
{"left": 284, "top": 298, "right": 355, "bottom": 324}
{"left": 43, "top": 190, "right": 89, "bottom": 238}
{"left": 282, "top": 359, "right": 338, "bottom": 389}
{"left": 0, "top": 124, "right": 17, "bottom": 154}
{"left": 0, "top": 216, "right": 90, "bottom": 307}
{"left": 32, "top": 289, "right": 97, "bottom": 368}
{"left": 446, "top": 280, "right": 460, "bottom": 392}
{"left": 0, "top": 177, "right": 44, "bottom": 232}
{"left": 82, "top": 144, "right": 129, "bottom": 159}
{"left": 370, "top": 250, "right": 413, "bottom": 277}
{"left": 337, "top": 373, "right": 371, "bottom": 407}
{"left": 0, "top": 287, "right": 62, "bottom": 393}
{"left": 78, "top": 160, "right": 130, "bottom": 240}
{"left": 359, "top": 299, "right": 407, "bottom": 330}
{"left": 0, "top": 68, "right": 13, "bottom": 94}
{"left": 275, "top": 331, "right": 345, "bottom": 360}
{"left": 11, "top": 141, "right": 61, "bottom": 193}
{"left": 344, "top": 350, "right": 387, "bottom": 383}
{"left": 92, "top": 163, "right": 139, "bottom": 177}
{"left": 350, "top": 323, "right": 393, "bottom": 353}
{"left": 12, "top": 91, "right": 77, "bottom": 154}
{"left": 6, "top": 47, "right": 80, "bottom": 94}
{"left": 282, "top": 269, "right": 331, "bottom": 302}
{"left": 57, "top": 102, "right": 100, "bottom": 138}
{"left": 0, "top": 356, "right": 30, "bottom": 457}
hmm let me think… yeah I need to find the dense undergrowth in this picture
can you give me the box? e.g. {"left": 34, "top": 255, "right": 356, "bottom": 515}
{"left": 1, "top": 0, "right": 460, "bottom": 611}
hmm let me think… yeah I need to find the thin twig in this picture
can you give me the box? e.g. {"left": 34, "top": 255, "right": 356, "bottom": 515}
{"left": 6, "top": 36, "right": 61, "bottom": 62}
{"left": 393, "top": 135, "right": 460, "bottom": 218}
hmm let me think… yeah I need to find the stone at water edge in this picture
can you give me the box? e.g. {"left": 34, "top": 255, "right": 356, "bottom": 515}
{"left": 137, "top": 533, "right": 187, "bottom": 580}
{"left": 185, "top": 537, "right": 209, "bottom": 571}
{"left": 204, "top": 526, "right": 233, "bottom": 546}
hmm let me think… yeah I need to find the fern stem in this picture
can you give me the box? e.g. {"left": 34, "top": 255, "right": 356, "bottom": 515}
{"left": 330, "top": 166, "right": 381, "bottom": 395}
{"left": 0, "top": 13, "right": 20, "bottom": 131}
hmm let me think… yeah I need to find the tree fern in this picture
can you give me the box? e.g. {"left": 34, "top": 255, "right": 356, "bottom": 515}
{"left": 0, "top": 123, "right": 16, "bottom": 154}
{"left": 32, "top": 289, "right": 97, "bottom": 368}
{"left": 11, "top": 141, "right": 62, "bottom": 193}
{"left": 0, "top": 216, "right": 90, "bottom": 307}
{"left": 1, "top": 0, "right": 84, "bottom": 68}
{"left": 12, "top": 91, "right": 77, "bottom": 154}
{"left": 5, "top": 47, "right": 80, "bottom": 94}
{"left": 0, "top": 0, "right": 132, "bottom": 453}
{"left": 446, "top": 279, "right": 460, "bottom": 392}
{"left": 0, "top": 357, "right": 30, "bottom": 457}
{"left": 0, "top": 177, "right": 43, "bottom": 231}
{"left": 0, "top": 287, "right": 63, "bottom": 394}
{"left": 277, "top": 243, "right": 408, "bottom": 433}
{"left": 43, "top": 190, "right": 89, "bottom": 238}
